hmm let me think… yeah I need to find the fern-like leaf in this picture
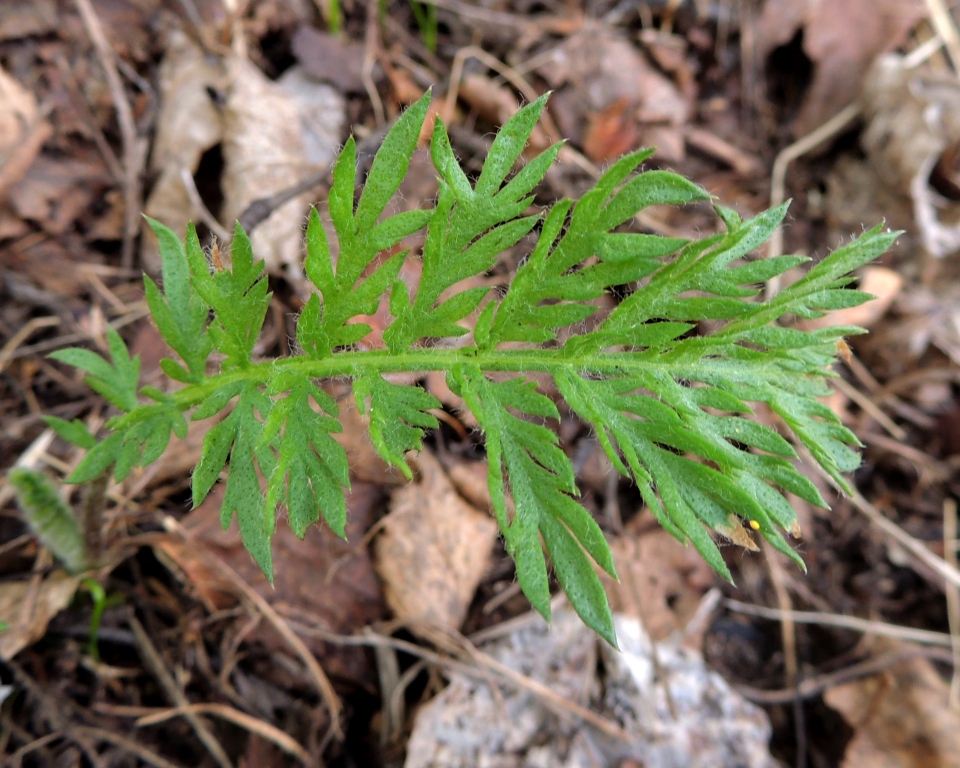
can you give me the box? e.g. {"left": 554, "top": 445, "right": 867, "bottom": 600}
{"left": 48, "top": 93, "right": 898, "bottom": 643}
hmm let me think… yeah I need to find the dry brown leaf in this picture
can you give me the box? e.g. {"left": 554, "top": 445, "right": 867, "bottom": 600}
{"left": 332, "top": 388, "right": 409, "bottom": 485}
{"left": 824, "top": 649, "right": 960, "bottom": 768}
{"left": 583, "top": 98, "right": 640, "bottom": 163}
{"left": 755, "top": 0, "right": 924, "bottom": 137}
{"left": 374, "top": 449, "right": 497, "bottom": 630}
{"left": 534, "top": 26, "right": 688, "bottom": 159}
{"left": 9, "top": 154, "right": 107, "bottom": 235}
{"left": 603, "top": 526, "right": 716, "bottom": 641}
{"left": 0, "top": 0, "right": 57, "bottom": 40}
{"left": 290, "top": 25, "right": 370, "bottom": 94}
{"left": 0, "top": 570, "right": 81, "bottom": 660}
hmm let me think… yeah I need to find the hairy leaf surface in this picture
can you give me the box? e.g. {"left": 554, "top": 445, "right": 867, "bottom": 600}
{"left": 45, "top": 92, "right": 897, "bottom": 644}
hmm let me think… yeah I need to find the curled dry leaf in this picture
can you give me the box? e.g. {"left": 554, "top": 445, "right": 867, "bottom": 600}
{"left": 143, "top": 32, "right": 345, "bottom": 276}
{"left": 142, "top": 31, "right": 224, "bottom": 272}
{"left": 220, "top": 59, "right": 344, "bottom": 278}
{"left": 374, "top": 449, "right": 497, "bottom": 630}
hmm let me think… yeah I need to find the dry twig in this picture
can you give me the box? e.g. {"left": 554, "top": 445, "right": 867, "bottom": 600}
{"left": 72, "top": 0, "right": 144, "bottom": 269}
{"left": 129, "top": 616, "right": 233, "bottom": 768}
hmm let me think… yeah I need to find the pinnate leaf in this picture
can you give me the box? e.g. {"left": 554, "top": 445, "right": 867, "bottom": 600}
{"left": 47, "top": 92, "right": 899, "bottom": 643}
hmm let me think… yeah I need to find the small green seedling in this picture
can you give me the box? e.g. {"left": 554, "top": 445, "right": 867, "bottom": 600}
{"left": 80, "top": 578, "right": 123, "bottom": 662}
{"left": 44, "top": 92, "right": 895, "bottom": 645}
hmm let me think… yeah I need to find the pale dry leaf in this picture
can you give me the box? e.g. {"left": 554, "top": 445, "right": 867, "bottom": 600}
{"left": 220, "top": 58, "right": 344, "bottom": 278}
{"left": 375, "top": 449, "right": 497, "bottom": 630}
{"left": 142, "top": 30, "right": 225, "bottom": 272}
{"left": 824, "top": 648, "right": 960, "bottom": 768}
{"left": 861, "top": 54, "right": 960, "bottom": 258}
{"left": 0, "top": 64, "right": 50, "bottom": 198}
{"left": 755, "top": 0, "right": 924, "bottom": 137}
{"left": 0, "top": 570, "right": 81, "bottom": 660}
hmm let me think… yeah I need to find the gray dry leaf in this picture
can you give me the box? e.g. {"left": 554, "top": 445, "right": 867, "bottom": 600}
{"left": 405, "top": 606, "right": 776, "bottom": 768}
{"left": 374, "top": 449, "right": 497, "bottom": 630}
{"left": 291, "top": 25, "right": 371, "bottom": 93}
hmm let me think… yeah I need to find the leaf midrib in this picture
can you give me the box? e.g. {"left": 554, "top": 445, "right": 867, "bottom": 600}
{"left": 167, "top": 347, "right": 798, "bottom": 411}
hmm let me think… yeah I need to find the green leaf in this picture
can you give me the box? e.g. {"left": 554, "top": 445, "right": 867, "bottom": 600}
{"left": 264, "top": 380, "right": 349, "bottom": 538}
{"left": 43, "top": 416, "right": 97, "bottom": 449}
{"left": 50, "top": 90, "right": 898, "bottom": 643}
{"left": 354, "top": 374, "right": 440, "bottom": 477}
{"left": 455, "top": 364, "right": 617, "bottom": 640}
{"left": 144, "top": 219, "right": 212, "bottom": 377}
{"left": 50, "top": 328, "right": 139, "bottom": 412}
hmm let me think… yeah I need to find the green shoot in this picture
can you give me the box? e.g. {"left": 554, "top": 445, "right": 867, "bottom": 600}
{"left": 9, "top": 468, "right": 89, "bottom": 575}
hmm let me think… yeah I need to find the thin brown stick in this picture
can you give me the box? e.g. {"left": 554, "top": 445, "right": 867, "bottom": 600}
{"left": 736, "top": 647, "right": 932, "bottom": 705}
{"left": 204, "top": 550, "right": 344, "bottom": 737}
{"left": 364, "top": 0, "right": 386, "bottom": 125}
{"left": 767, "top": 102, "right": 861, "bottom": 289}
{"left": 725, "top": 598, "right": 955, "bottom": 647}
{"left": 73, "top": 727, "right": 183, "bottom": 768}
{"left": 0, "top": 317, "right": 61, "bottom": 376}
{"left": 801, "top": 445, "right": 960, "bottom": 591}
{"left": 135, "top": 704, "right": 311, "bottom": 765}
{"left": 286, "top": 617, "right": 631, "bottom": 741}
{"left": 72, "top": 0, "right": 142, "bottom": 269}
{"left": 924, "top": 0, "right": 960, "bottom": 73}
{"left": 129, "top": 616, "right": 233, "bottom": 768}
{"left": 832, "top": 377, "right": 907, "bottom": 441}
{"left": 2, "top": 732, "right": 60, "bottom": 766}
{"left": 945, "top": 498, "right": 960, "bottom": 709}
